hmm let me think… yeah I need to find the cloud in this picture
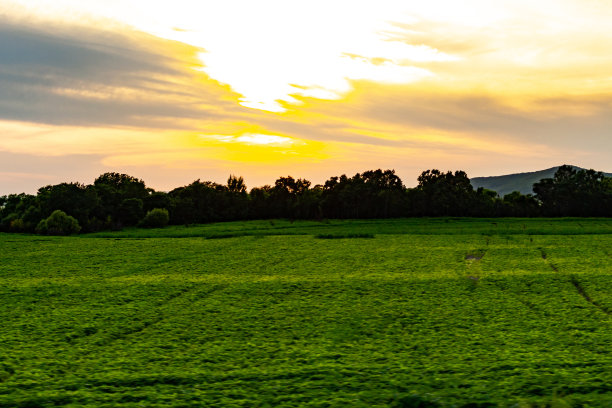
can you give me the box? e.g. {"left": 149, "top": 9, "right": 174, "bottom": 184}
{"left": 0, "top": 18, "right": 244, "bottom": 128}
{"left": 277, "top": 80, "right": 612, "bottom": 153}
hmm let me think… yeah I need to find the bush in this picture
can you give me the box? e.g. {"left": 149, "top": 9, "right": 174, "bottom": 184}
{"left": 1, "top": 213, "right": 19, "bottom": 231}
{"left": 9, "top": 218, "right": 26, "bottom": 232}
{"left": 36, "top": 210, "right": 81, "bottom": 235}
{"left": 139, "top": 208, "right": 169, "bottom": 228}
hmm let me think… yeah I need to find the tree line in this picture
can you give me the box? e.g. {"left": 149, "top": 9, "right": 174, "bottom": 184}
{"left": 1, "top": 165, "right": 610, "bottom": 235}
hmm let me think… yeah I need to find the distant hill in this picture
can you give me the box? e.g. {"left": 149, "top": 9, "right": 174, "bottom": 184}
{"left": 470, "top": 166, "right": 612, "bottom": 197}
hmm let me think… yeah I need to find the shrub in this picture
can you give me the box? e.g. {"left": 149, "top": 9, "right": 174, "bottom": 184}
{"left": 36, "top": 210, "right": 81, "bottom": 235}
{"left": 139, "top": 208, "right": 169, "bottom": 228}
{"left": 9, "top": 218, "right": 25, "bottom": 232}
{"left": 1, "top": 212, "right": 19, "bottom": 231}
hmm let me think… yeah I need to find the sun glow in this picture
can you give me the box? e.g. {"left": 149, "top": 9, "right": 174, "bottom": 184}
{"left": 192, "top": 132, "right": 325, "bottom": 163}
{"left": 5, "top": 0, "right": 461, "bottom": 112}
{"left": 204, "top": 133, "right": 300, "bottom": 146}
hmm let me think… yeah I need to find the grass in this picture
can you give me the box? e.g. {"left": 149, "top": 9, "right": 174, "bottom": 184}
{"left": 314, "top": 233, "right": 375, "bottom": 239}
{"left": 82, "top": 217, "right": 612, "bottom": 238}
{"left": 0, "top": 218, "right": 611, "bottom": 407}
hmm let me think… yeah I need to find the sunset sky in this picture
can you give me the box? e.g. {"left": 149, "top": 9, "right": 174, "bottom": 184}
{"left": 1, "top": 0, "right": 611, "bottom": 194}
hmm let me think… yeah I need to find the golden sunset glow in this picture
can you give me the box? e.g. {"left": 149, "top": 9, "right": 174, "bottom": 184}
{"left": 1, "top": 0, "right": 611, "bottom": 193}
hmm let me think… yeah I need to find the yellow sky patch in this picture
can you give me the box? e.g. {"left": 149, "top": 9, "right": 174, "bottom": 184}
{"left": 195, "top": 133, "right": 327, "bottom": 163}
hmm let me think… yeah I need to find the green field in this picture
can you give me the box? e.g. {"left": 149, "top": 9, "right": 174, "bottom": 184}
{"left": 1, "top": 218, "right": 611, "bottom": 407}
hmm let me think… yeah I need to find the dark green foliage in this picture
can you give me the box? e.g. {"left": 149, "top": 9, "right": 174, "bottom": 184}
{"left": 1, "top": 166, "right": 611, "bottom": 237}
{"left": 94, "top": 172, "right": 148, "bottom": 199}
{"left": 139, "top": 208, "right": 170, "bottom": 228}
{"left": 248, "top": 185, "right": 273, "bottom": 219}
{"left": 35, "top": 209, "right": 81, "bottom": 235}
{"left": 268, "top": 175, "right": 314, "bottom": 218}
{"left": 412, "top": 169, "right": 486, "bottom": 216}
{"left": 7, "top": 216, "right": 26, "bottom": 232}
{"left": 37, "top": 182, "right": 99, "bottom": 227}
{"left": 321, "top": 169, "right": 405, "bottom": 218}
{"left": 93, "top": 173, "right": 150, "bottom": 227}
{"left": 471, "top": 165, "right": 612, "bottom": 197}
{"left": 118, "top": 198, "right": 144, "bottom": 226}
{"left": 22, "top": 204, "right": 42, "bottom": 227}
{"left": 168, "top": 179, "right": 226, "bottom": 224}
{"left": 227, "top": 174, "right": 247, "bottom": 193}
{"left": 143, "top": 191, "right": 171, "bottom": 213}
{"left": 501, "top": 191, "right": 540, "bottom": 217}
{"left": 534, "top": 165, "right": 612, "bottom": 216}
{"left": 0, "top": 193, "right": 38, "bottom": 232}
{"left": 224, "top": 175, "right": 249, "bottom": 220}
{"left": 84, "top": 215, "right": 112, "bottom": 232}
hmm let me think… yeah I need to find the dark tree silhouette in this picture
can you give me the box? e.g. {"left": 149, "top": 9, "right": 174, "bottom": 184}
{"left": 320, "top": 169, "right": 405, "bottom": 218}
{"left": 168, "top": 180, "right": 224, "bottom": 224}
{"left": 227, "top": 175, "right": 247, "bottom": 193}
{"left": 2, "top": 165, "right": 610, "bottom": 235}
{"left": 413, "top": 170, "right": 476, "bottom": 216}
{"left": 93, "top": 173, "right": 150, "bottom": 228}
{"left": 268, "top": 176, "right": 312, "bottom": 218}
{"left": 37, "top": 183, "right": 99, "bottom": 228}
{"left": 534, "top": 165, "right": 612, "bottom": 216}
{"left": 501, "top": 191, "right": 540, "bottom": 217}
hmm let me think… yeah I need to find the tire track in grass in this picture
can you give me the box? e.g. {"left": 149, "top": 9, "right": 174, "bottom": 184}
{"left": 94, "top": 284, "right": 227, "bottom": 347}
{"left": 568, "top": 276, "right": 610, "bottom": 315}
{"left": 480, "top": 243, "right": 549, "bottom": 317}
{"left": 539, "top": 248, "right": 610, "bottom": 316}
{"left": 137, "top": 283, "right": 228, "bottom": 335}
{"left": 490, "top": 277, "right": 551, "bottom": 318}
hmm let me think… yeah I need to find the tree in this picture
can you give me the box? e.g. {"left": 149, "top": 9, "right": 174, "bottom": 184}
{"left": 36, "top": 210, "right": 81, "bottom": 235}
{"left": 0, "top": 193, "right": 39, "bottom": 232}
{"left": 227, "top": 175, "right": 247, "bottom": 193}
{"left": 93, "top": 173, "right": 149, "bottom": 225}
{"left": 320, "top": 170, "right": 406, "bottom": 219}
{"left": 118, "top": 198, "right": 144, "bottom": 226}
{"left": 168, "top": 180, "right": 226, "bottom": 224}
{"left": 360, "top": 169, "right": 405, "bottom": 218}
{"left": 144, "top": 191, "right": 171, "bottom": 213}
{"left": 94, "top": 173, "right": 148, "bottom": 197}
{"left": 501, "top": 191, "right": 540, "bottom": 217}
{"left": 37, "top": 183, "right": 98, "bottom": 228}
{"left": 224, "top": 175, "right": 249, "bottom": 220}
{"left": 248, "top": 185, "right": 272, "bottom": 219}
{"left": 268, "top": 176, "right": 312, "bottom": 218}
{"left": 533, "top": 165, "right": 612, "bottom": 216}
{"left": 139, "top": 208, "right": 170, "bottom": 228}
{"left": 414, "top": 170, "right": 476, "bottom": 216}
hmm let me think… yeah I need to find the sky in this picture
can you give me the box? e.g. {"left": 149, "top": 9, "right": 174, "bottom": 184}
{"left": 1, "top": 0, "right": 611, "bottom": 194}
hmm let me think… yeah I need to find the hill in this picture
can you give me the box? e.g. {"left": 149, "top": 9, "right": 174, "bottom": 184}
{"left": 470, "top": 165, "right": 612, "bottom": 197}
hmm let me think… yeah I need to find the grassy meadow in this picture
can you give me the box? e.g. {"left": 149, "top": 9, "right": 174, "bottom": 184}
{"left": 0, "top": 218, "right": 611, "bottom": 407}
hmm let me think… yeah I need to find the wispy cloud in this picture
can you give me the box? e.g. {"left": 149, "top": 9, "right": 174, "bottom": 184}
{"left": 0, "top": 19, "right": 245, "bottom": 128}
